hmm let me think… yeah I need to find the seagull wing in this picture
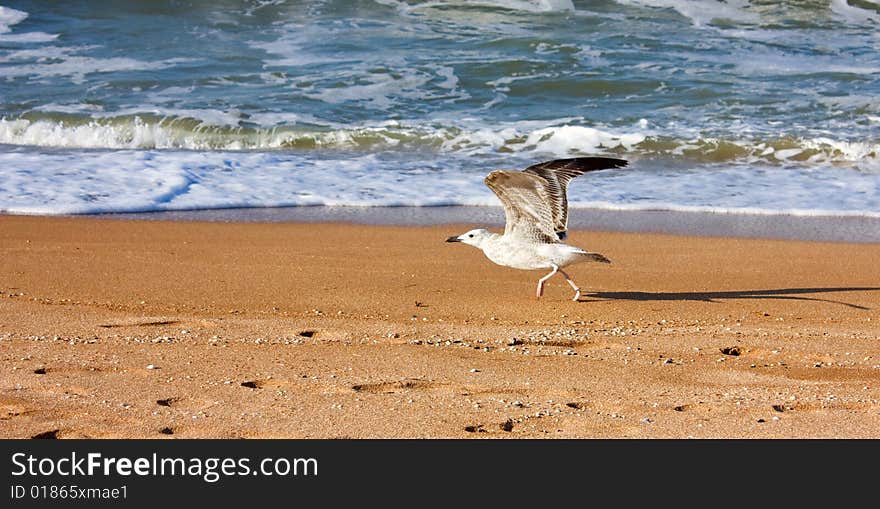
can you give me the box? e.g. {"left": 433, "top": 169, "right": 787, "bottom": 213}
{"left": 523, "top": 157, "right": 628, "bottom": 240}
{"left": 485, "top": 170, "right": 561, "bottom": 244}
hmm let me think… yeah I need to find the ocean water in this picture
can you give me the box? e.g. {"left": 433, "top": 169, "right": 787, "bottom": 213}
{"left": 0, "top": 0, "right": 878, "bottom": 218}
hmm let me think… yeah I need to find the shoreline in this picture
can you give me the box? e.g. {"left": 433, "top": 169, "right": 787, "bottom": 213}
{"left": 8, "top": 206, "right": 879, "bottom": 243}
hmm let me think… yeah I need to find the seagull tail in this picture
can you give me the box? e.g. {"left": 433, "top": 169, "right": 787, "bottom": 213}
{"left": 581, "top": 252, "right": 611, "bottom": 264}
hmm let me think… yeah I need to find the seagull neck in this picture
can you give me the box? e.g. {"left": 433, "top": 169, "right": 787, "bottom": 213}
{"left": 479, "top": 232, "right": 500, "bottom": 247}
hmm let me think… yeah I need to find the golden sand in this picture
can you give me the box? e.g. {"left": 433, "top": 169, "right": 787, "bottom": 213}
{"left": 1, "top": 215, "right": 878, "bottom": 438}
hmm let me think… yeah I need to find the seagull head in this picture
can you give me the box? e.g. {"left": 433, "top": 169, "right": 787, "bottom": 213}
{"left": 446, "top": 228, "right": 492, "bottom": 248}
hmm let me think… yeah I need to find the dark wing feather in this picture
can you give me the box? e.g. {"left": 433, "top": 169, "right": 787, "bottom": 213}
{"left": 523, "top": 157, "right": 628, "bottom": 240}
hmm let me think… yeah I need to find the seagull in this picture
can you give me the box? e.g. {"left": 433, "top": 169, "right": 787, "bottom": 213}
{"left": 446, "top": 157, "right": 628, "bottom": 301}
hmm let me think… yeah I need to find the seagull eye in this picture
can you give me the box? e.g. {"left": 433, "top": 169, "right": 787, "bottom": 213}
{"left": 468, "top": 234, "right": 474, "bottom": 238}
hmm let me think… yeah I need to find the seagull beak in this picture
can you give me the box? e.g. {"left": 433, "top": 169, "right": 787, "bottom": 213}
{"left": 445, "top": 236, "right": 461, "bottom": 243}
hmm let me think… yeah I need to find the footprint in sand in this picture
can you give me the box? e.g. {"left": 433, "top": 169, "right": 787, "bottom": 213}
{"left": 351, "top": 379, "right": 443, "bottom": 394}
{"left": 0, "top": 399, "right": 31, "bottom": 420}
{"left": 31, "top": 429, "right": 60, "bottom": 439}
{"left": 465, "top": 419, "right": 515, "bottom": 434}
{"left": 99, "top": 319, "right": 180, "bottom": 328}
{"left": 240, "top": 379, "right": 286, "bottom": 389}
{"left": 30, "top": 429, "right": 93, "bottom": 439}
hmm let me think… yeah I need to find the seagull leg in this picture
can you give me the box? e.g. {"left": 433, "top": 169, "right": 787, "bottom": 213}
{"left": 536, "top": 264, "right": 559, "bottom": 298}
{"left": 557, "top": 268, "right": 581, "bottom": 301}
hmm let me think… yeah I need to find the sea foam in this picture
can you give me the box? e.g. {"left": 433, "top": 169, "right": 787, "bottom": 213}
{"left": 2, "top": 115, "right": 876, "bottom": 168}
{"left": 375, "top": 0, "right": 574, "bottom": 14}
{"left": 614, "top": 0, "right": 758, "bottom": 27}
{"left": 0, "top": 5, "right": 27, "bottom": 33}
{"left": 0, "top": 5, "right": 57, "bottom": 42}
{"left": 1, "top": 147, "right": 877, "bottom": 218}
{"left": 830, "top": 0, "right": 880, "bottom": 24}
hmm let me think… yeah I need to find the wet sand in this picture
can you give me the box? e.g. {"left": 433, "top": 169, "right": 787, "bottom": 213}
{"left": 1, "top": 215, "right": 879, "bottom": 438}
{"left": 98, "top": 205, "right": 880, "bottom": 243}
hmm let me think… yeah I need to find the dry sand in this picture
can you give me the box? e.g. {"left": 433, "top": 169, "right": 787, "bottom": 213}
{"left": 1, "top": 215, "right": 878, "bottom": 438}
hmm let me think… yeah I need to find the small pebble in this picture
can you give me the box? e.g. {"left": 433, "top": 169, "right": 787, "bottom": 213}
{"left": 146, "top": 364, "right": 159, "bottom": 370}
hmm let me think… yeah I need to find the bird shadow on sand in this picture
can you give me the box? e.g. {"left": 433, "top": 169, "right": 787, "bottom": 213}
{"left": 581, "top": 287, "right": 880, "bottom": 310}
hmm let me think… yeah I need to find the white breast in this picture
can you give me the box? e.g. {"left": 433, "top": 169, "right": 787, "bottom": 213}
{"left": 481, "top": 237, "right": 586, "bottom": 270}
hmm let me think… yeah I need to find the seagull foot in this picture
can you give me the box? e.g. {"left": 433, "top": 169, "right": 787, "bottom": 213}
{"left": 572, "top": 289, "right": 581, "bottom": 301}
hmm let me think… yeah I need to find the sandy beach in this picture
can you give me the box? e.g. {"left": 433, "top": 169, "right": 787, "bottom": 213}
{"left": 1, "top": 214, "right": 878, "bottom": 438}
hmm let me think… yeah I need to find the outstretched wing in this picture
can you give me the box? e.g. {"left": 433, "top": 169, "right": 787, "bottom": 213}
{"left": 523, "top": 157, "right": 628, "bottom": 240}
{"left": 485, "top": 170, "right": 560, "bottom": 244}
